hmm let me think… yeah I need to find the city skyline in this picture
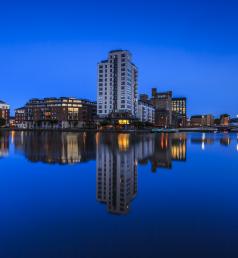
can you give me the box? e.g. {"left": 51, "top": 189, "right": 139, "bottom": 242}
{"left": 1, "top": 2, "right": 238, "bottom": 257}
{"left": 1, "top": 0, "right": 238, "bottom": 116}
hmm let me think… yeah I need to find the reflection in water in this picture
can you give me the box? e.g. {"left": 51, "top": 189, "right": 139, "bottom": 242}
{"left": 236, "top": 134, "right": 238, "bottom": 152}
{"left": 190, "top": 133, "right": 233, "bottom": 150}
{"left": 220, "top": 134, "right": 231, "bottom": 146}
{"left": 118, "top": 133, "right": 130, "bottom": 151}
{"left": 1, "top": 131, "right": 237, "bottom": 215}
{"left": 0, "top": 131, "right": 9, "bottom": 158}
{"left": 14, "top": 131, "right": 96, "bottom": 164}
{"left": 96, "top": 134, "right": 138, "bottom": 215}
{"left": 191, "top": 133, "right": 215, "bottom": 151}
{"left": 96, "top": 133, "right": 187, "bottom": 214}
{"left": 148, "top": 133, "right": 187, "bottom": 172}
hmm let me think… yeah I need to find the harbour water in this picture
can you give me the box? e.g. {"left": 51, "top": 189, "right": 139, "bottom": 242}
{"left": 0, "top": 131, "right": 238, "bottom": 258}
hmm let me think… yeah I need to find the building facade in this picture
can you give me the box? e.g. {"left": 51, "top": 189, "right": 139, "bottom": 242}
{"left": 97, "top": 50, "right": 138, "bottom": 118}
{"left": 0, "top": 100, "right": 10, "bottom": 126}
{"left": 229, "top": 118, "right": 238, "bottom": 127}
{"left": 190, "top": 114, "right": 214, "bottom": 127}
{"left": 15, "top": 108, "right": 26, "bottom": 128}
{"left": 220, "top": 114, "right": 230, "bottom": 126}
{"left": 172, "top": 97, "right": 187, "bottom": 127}
{"left": 150, "top": 89, "right": 172, "bottom": 128}
{"left": 137, "top": 95, "right": 155, "bottom": 124}
{"left": 15, "top": 97, "right": 97, "bottom": 129}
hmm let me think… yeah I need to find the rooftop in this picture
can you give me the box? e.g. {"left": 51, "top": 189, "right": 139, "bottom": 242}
{"left": 27, "top": 97, "right": 96, "bottom": 104}
{"left": 109, "top": 49, "right": 126, "bottom": 53}
{"left": 172, "top": 97, "right": 187, "bottom": 100}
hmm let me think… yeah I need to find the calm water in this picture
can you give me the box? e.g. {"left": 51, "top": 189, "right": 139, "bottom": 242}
{"left": 0, "top": 131, "right": 238, "bottom": 258}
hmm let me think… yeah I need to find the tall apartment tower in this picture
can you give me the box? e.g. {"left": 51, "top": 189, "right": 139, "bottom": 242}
{"left": 97, "top": 50, "right": 138, "bottom": 117}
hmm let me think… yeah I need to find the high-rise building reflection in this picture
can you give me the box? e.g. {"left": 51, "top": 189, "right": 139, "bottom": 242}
{"left": 96, "top": 134, "right": 138, "bottom": 215}
{"left": 96, "top": 133, "right": 187, "bottom": 214}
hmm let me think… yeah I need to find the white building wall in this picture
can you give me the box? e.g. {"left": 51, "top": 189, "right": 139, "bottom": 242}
{"left": 137, "top": 101, "right": 155, "bottom": 124}
{"left": 97, "top": 50, "right": 138, "bottom": 117}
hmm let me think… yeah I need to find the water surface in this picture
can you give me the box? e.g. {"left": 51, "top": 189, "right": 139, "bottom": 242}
{"left": 0, "top": 131, "right": 237, "bottom": 258}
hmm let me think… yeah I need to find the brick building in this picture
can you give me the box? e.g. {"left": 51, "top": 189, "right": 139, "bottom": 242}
{"left": 15, "top": 97, "right": 97, "bottom": 129}
{"left": 0, "top": 100, "right": 10, "bottom": 126}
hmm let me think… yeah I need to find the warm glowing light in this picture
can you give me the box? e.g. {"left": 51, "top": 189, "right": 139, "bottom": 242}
{"left": 11, "top": 131, "right": 15, "bottom": 144}
{"left": 95, "top": 132, "right": 100, "bottom": 145}
{"left": 118, "top": 120, "right": 130, "bottom": 125}
{"left": 161, "top": 133, "right": 164, "bottom": 149}
{"left": 165, "top": 134, "right": 168, "bottom": 148}
{"left": 118, "top": 134, "right": 130, "bottom": 151}
{"left": 171, "top": 142, "right": 186, "bottom": 160}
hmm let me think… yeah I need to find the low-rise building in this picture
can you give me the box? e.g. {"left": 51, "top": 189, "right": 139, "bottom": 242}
{"left": 0, "top": 100, "right": 10, "bottom": 126}
{"left": 15, "top": 107, "right": 26, "bottom": 128}
{"left": 9, "top": 117, "right": 16, "bottom": 128}
{"left": 230, "top": 118, "right": 238, "bottom": 127}
{"left": 137, "top": 95, "right": 155, "bottom": 124}
{"left": 190, "top": 114, "right": 214, "bottom": 127}
{"left": 15, "top": 97, "right": 97, "bottom": 129}
{"left": 220, "top": 114, "right": 230, "bottom": 126}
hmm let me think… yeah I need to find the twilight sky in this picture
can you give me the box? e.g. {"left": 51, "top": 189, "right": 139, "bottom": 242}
{"left": 0, "top": 0, "right": 238, "bottom": 116}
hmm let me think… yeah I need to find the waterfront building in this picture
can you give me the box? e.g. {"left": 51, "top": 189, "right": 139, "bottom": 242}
{"left": 230, "top": 118, "right": 238, "bottom": 127}
{"left": 190, "top": 114, "right": 214, "bottom": 127}
{"left": 0, "top": 100, "right": 10, "bottom": 126}
{"left": 15, "top": 97, "right": 97, "bottom": 129}
{"left": 205, "top": 115, "right": 214, "bottom": 126}
{"left": 15, "top": 107, "right": 26, "bottom": 128}
{"left": 172, "top": 97, "right": 187, "bottom": 127}
{"left": 150, "top": 89, "right": 172, "bottom": 128}
{"left": 137, "top": 95, "right": 155, "bottom": 124}
{"left": 9, "top": 117, "right": 16, "bottom": 128}
{"left": 97, "top": 50, "right": 138, "bottom": 118}
{"left": 220, "top": 114, "right": 230, "bottom": 126}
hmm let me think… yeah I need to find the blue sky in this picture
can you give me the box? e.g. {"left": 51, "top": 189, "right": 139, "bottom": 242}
{"left": 0, "top": 0, "right": 238, "bottom": 116}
